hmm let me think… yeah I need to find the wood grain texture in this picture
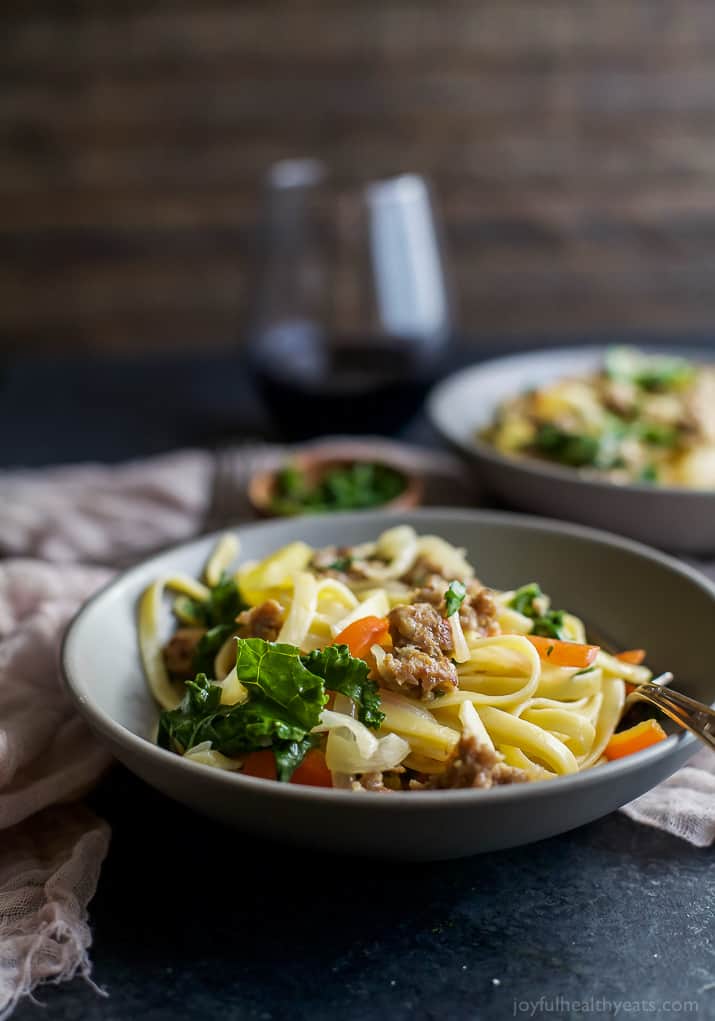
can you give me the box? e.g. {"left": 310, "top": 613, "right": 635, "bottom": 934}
{"left": 4, "top": 0, "right": 715, "bottom": 353}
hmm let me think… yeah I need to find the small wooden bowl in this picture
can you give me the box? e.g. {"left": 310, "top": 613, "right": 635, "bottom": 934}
{"left": 248, "top": 441, "right": 424, "bottom": 518}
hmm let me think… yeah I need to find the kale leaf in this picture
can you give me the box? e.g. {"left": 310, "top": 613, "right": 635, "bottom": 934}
{"left": 534, "top": 425, "right": 601, "bottom": 468}
{"left": 192, "top": 624, "right": 235, "bottom": 677}
{"left": 157, "top": 672, "right": 221, "bottom": 752}
{"left": 158, "top": 637, "right": 384, "bottom": 781}
{"left": 273, "top": 736, "right": 318, "bottom": 782}
{"left": 209, "top": 574, "right": 245, "bottom": 626}
{"left": 301, "top": 643, "right": 385, "bottom": 729}
{"left": 157, "top": 675, "right": 309, "bottom": 760}
{"left": 237, "top": 638, "right": 328, "bottom": 732}
{"left": 172, "top": 574, "right": 247, "bottom": 679}
{"left": 173, "top": 595, "right": 209, "bottom": 628}
{"left": 534, "top": 423, "right": 627, "bottom": 471}
{"left": 175, "top": 573, "right": 245, "bottom": 630}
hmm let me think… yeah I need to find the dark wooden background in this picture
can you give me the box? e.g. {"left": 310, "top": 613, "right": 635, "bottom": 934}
{"left": 4, "top": 0, "right": 715, "bottom": 354}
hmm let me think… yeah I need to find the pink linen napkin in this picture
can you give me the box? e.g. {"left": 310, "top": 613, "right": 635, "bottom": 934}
{"left": 0, "top": 442, "right": 712, "bottom": 1017}
{"left": 620, "top": 748, "right": 715, "bottom": 845}
{"left": 0, "top": 440, "right": 477, "bottom": 1017}
{"left": 0, "top": 561, "right": 111, "bottom": 1019}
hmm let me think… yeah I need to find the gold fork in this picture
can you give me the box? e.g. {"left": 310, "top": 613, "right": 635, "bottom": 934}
{"left": 626, "top": 672, "right": 715, "bottom": 751}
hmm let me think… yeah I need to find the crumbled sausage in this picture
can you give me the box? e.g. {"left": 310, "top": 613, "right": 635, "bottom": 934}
{"left": 379, "top": 647, "right": 458, "bottom": 700}
{"left": 351, "top": 772, "right": 393, "bottom": 793}
{"left": 389, "top": 602, "right": 453, "bottom": 657}
{"left": 601, "top": 378, "right": 639, "bottom": 418}
{"left": 412, "top": 578, "right": 500, "bottom": 638}
{"left": 235, "top": 599, "right": 284, "bottom": 642}
{"left": 163, "top": 627, "right": 206, "bottom": 679}
{"left": 401, "top": 556, "right": 449, "bottom": 587}
{"left": 382, "top": 602, "right": 459, "bottom": 699}
{"left": 427, "top": 735, "right": 527, "bottom": 789}
{"left": 413, "top": 575, "right": 449, "bottom": 607}
{"left": 310, "top": 545, "right": 371, "bottom": 581}
{"left": 460, "top": 585, "right": 501, "bottom": 637}
{"left": 311, "top": 546, "right": 346, "bottom": 571}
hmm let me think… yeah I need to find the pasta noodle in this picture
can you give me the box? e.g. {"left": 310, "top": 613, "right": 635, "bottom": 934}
{"left": 139, "top": 574, "right": 212, "bottom": 710}
{"left": 139, "top": 526, "right": 662, "bottom": 791}
{"left": 204, "top": 533, "right": 240, "bottom": 588}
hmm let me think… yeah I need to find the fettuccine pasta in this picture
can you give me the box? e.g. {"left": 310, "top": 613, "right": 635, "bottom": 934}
{"left": 139, "top": 526, "right": 665, "bottom": 791}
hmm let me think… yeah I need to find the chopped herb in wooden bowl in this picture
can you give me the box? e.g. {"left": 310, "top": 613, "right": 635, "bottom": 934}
{"left": 248, "top": 443, "right": 424, "bottom": 518}
{"left": 270, "top": 461, "right": 408, "bottom": 515}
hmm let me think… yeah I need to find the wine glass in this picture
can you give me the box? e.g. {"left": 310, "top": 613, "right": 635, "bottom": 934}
{"left": 246, "top": 159, "right": 454, "bottom": 439}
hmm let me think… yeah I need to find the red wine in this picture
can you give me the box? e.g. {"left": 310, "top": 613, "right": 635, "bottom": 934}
{"left": 249, "top": 322, "right": 446, "bottom": 439}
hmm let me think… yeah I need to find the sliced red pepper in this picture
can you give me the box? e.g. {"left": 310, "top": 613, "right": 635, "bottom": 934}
{"left": 334, "top": 616, "right": 390, "bottom": 660}
{"left": 527, "top": 634, "right": 600, "bottom": 668}
{"left": 605, "top": 719, "right": 667, "bottom": 760}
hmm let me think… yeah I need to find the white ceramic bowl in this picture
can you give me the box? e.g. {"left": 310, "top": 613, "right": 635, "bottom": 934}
{"left": 62, "top": 509, "right": 714, "bottom": 860}
{"left": 428, "top": 346, "right": 715, "bottom": 553}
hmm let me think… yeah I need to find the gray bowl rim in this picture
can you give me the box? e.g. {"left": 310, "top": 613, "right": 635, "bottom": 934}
{"left": 427, "top": 344, "right": 715, "bottom": 498}
{"left": 61, "top": 506, "right": 713, "bottom": 812}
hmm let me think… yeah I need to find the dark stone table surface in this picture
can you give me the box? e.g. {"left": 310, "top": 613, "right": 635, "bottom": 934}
{"left": 3, "top": 344, "right": 714, "bottom": 1021}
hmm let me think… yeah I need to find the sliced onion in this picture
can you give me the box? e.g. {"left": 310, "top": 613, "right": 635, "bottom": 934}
{"left": 332, "top": 693, "right": 356, "bottom": 717}
{"left": 312, "top": 709, "right": 409, "bottom": 773}
{"left": 218, "top": 665, "right": 248, "bottom": 706}
{"left": 377, "top": 687, "right": 439, "bottom": 721}
{"left": 360, "top": 526, "right": 418, "bottom": 580}
{"left": 184, "top": 742, "right": 243, "bottom": 771}
{"left": 324, "top": 691, "right": 357, "bottom": 787}
{"left": 315, "top": 577, "right": 358, "bottom": 602}
{"left": 214, "top": 634, "right": 238, "bottom": 681}
{"left": 371, "top": 643, "right": 388, "bottom": 677}
{"left": 449, "top": 612, "right": 470, "bottom": 663}
{"left": 186, "top": 740, "right": 212, "bottom": 754}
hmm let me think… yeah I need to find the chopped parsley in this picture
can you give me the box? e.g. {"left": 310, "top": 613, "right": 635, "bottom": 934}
{"left": 530, "top": 609, "right": 567, "bottom": 640}
{"left": 509, "top": 582, "right": 567, "bottom": 640}
{"left": 444, "top": 580, "right": 467, "bottom": 617}
{"left": 270, "top": 461, "right": 407, "bottom": 516}
{"left": 328, "top": 555, "right": 353, "bottom": 573}
{"left": 510, "top": 582, "right": 541, "bottom": 617}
